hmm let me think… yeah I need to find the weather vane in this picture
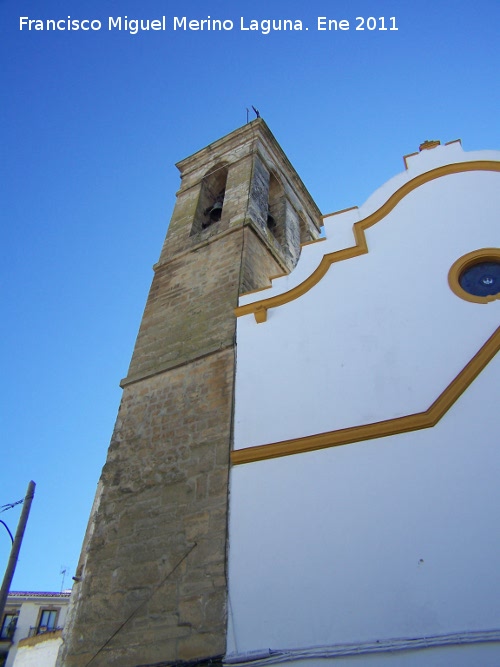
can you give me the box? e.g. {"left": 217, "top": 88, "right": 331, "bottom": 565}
{"left": 246, "top": 106, "right": 261, "bottom": 123}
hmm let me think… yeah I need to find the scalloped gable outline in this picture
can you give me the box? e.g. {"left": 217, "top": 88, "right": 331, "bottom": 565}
{"left": 231, "top": 326, "right": 500, "bottom": 465}
{"left": 235, "top": 161, "right": 500, "bottom": 323}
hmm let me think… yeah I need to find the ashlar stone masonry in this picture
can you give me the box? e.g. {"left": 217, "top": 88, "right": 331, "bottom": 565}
{"left": 57, "top": 119, "right": 321, "bottom": 667}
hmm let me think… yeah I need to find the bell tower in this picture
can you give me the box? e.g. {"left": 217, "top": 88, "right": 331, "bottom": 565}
{"left": 58, "top": 119, "right": 321, "bottom": 667}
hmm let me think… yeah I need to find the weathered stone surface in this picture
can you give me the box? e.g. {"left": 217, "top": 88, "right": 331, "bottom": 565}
{"left": 58, "top": 351, "right": 233, "bottom": 667}
{"left": 58, "top": 119, "right": 320, "bottom": 667}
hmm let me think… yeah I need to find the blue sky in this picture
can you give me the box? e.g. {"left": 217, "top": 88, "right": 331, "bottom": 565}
{"left": 1, "top": 0, "right": 499, "bottom": 592}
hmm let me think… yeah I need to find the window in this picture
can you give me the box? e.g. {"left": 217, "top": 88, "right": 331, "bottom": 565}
{"left": 448, "top": 248, "right": 500, "bottom": 304}
{"left": 38, "top": 609, "right": 57, "bottom": 633}
{"left": 0, "top": 614, "right": 18, "bottom": 640}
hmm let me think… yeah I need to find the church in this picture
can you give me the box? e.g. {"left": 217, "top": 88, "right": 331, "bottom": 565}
{"left": 57, "top": 120, "right": 500, "bottom": 666}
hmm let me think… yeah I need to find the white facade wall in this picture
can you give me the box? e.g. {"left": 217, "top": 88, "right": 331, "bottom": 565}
{"left": 12, "top": 636, "right": 62, "bottom": 667}
{"left": 228, "top": 144, "right": 500, "bottom": 665}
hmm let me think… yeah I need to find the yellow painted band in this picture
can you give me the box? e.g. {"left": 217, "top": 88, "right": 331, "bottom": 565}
{"left": 231, "top": 326, "right": 500, "bottom": 465}
{"left": 235, "top": 161, "right": 500, "bottom": 322}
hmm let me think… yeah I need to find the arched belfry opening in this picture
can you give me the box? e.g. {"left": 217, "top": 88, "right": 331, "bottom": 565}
{"left": 298, "top": 211, "right": 315, "bottom": 244}
{"left": 191, "top": 163, "right": 228, "bottom": 235}
{"left": 267, "top": 172, "right": 285, "bottom": 245}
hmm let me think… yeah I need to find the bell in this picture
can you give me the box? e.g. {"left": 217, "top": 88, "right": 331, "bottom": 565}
{"left": 209, "top": 201, "right": 223, "bottom": 222}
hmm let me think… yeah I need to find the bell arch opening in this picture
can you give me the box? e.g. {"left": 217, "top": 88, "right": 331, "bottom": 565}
{"left": 267, "top": 172, "right": 285, "bottom": 245}
{"left": 191, "top": 163, "right": 228, "bottom": 235}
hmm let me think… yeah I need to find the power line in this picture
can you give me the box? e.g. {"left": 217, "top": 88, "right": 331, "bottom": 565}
{"left": 0, "top": 499, "right": 23, "bottom": 513}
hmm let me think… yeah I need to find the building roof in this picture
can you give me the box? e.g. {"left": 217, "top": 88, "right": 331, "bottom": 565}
{"left": 8, "top": 591, "right": 71, "bottom": 598}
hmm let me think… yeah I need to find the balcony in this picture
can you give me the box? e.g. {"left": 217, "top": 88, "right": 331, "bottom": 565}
{"left": 27, "top": 626, "right": 63, "bottom": 638}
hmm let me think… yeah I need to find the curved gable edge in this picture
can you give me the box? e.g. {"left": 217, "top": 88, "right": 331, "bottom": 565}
{"left": 235, "top": 161, "right": 500, "bottom": 323}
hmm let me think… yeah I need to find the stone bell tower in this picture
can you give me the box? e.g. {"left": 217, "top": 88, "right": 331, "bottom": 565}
{"left": 58, "top": 119, "right": 321, "bottom": 667}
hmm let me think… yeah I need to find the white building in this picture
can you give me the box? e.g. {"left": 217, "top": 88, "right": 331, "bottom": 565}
{"left": 1, "top": 592, "right": 70, "bottom": 667}
{"left": 228, "top": 140, "right": 500, "bottom": 665}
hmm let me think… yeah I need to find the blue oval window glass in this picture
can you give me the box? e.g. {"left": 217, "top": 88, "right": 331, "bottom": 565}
{"left": 459, "top": 261, "right": 500, "bottom": 297}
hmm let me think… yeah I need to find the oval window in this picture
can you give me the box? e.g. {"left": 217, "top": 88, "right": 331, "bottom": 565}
{"left": 448, "top": 249, "right": 500, "bottom": 303}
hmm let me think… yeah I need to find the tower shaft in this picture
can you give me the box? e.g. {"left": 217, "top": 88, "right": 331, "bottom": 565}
{"left": 58, "top": 120, "right": 321, "bottom": 667}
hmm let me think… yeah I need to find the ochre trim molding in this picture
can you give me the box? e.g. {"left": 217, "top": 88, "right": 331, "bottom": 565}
{"left": 419, "top": 140, "right": 441, "bottom": 151}
{"left": 322, "top": 205, "right": 359, "bottom": 219}
{"left": 403, "top": 152, "right": 419, "bottom": 169}
{"left": 235, "top": 161, "right": 500, "bottom": 323}
{"left": 448, "top": 248, "right": 500, "bottom": 304}
{"left": 403, "top": 140, "right": 461, "bottom": 169}
{"left": 231, "top": 326, "right": 500, "bottom": 465}
{"left": 18, "top": 630, "right": 63, "bottom": 648}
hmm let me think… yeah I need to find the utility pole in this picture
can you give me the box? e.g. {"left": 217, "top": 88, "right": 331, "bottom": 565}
{"left": 0, "top": 481, "right": 36, "bottom": 619}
